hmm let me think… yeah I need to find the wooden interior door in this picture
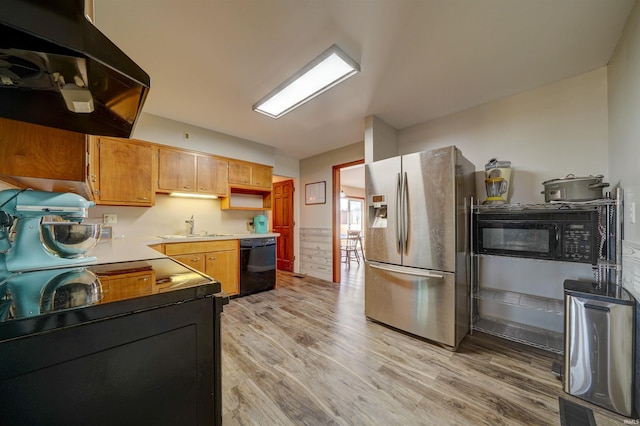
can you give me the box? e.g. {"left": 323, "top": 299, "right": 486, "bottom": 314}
{"left": 273, "top": 180, "right": 294, "bottom": 272}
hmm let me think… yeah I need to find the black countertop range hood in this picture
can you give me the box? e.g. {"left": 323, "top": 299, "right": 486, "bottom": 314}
{"left": 0, "top": 0, "right": 150, "bottom": 138}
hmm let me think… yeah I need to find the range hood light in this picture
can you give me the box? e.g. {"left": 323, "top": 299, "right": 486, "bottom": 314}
{"left": 253, "top": 44, "right": 360, "bottom": 119}
{"left": 169, "top": 193, "right": 219, "bottom": 200}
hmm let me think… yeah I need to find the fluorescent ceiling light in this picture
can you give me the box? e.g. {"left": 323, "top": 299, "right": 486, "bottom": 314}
{"left": 169, "top": 192, "right": 219, "bottom": 199}
{"left": 253, "top": 44, "right": 360, "bottom": 119}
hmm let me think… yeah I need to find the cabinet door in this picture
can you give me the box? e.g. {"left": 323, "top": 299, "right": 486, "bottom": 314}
{"left": 205, "top": 249, "right": 239, "bottom": 295}
{"left": 172, "top": 253, "right": 206, "bottom": 273}
{"left": 158, "top": 148, "right": 196, "bottom": 192}
{"left": 0, "top": 118, "right": 92, "bottom": 199}
{"left": 99, "top": 271, "right": 155, "bottom": 303}
{"left": 96, "top": 137, "right": 154, "bottom": 206}
{"left": 251, "top": 164, "right": 272, "bottom": 188}
{"left": 197, "top": 155, "right": 228, "bottom": 196}
{"left": 0, "top": 118, "right": 87, "bottom": 181}
{"left": 228, "top": 161, "right": 251, "bottom": 185}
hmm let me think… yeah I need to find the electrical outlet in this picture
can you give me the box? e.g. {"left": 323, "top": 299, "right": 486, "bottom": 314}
{"left": 247, "top": 221, "right": 254, "bottom": 232}
{"left": 103, "top": 213, "right": 117, "bottom": 224}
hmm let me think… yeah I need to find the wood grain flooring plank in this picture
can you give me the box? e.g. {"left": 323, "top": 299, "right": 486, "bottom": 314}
{"left": 221, "top": 270, "right": 632, "bottom": 425}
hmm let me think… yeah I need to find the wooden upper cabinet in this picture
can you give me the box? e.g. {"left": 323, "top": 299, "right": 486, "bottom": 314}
{"left": 251, "top": 164, "right": 272, "bottom": 189}
{"left": 228, "top": 160, "right": 272, "bottom": 189}
{"left": 0, "top": 117, "right": 92, "bottom": 199}
{"left": 228, "top": 160, "right": 252, "bottom": 186}
{"left": 157, "top": 148, "right": 197, "bottom": 192}
{"left": 158, "top": 148, "right": 228, "bottom": 196}
{"left": 90, "top": 137, "right": 155, "bottom": 206}
{"left": 196, "top": 155, "right": 228, "bottom": 196}
{"left": 223, "top": 160, "right": 273, "bottom": 211}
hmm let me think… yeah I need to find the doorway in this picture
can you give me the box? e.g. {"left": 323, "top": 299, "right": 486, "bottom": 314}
{"left": 332, "top": 160, "right": 364, "bottom": 283}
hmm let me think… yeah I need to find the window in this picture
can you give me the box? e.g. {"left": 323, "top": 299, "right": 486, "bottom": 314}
{"left": 340, "top": 197, "right": 363, "bottom": 236}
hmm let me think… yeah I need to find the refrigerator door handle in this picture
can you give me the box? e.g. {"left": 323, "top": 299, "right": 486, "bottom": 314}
{"left": 368, "top": 261, "right": 445, "bottom": 279}
{"left": 396, "top": 172, "right": 402, "bottom": 253}
{"left": 402, "top": 171, "right": 409, "bottom": 254}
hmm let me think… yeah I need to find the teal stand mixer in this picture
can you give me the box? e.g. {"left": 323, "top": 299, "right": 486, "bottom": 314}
{"left": 0, "top": 189, "right": 103, "bottom": 319}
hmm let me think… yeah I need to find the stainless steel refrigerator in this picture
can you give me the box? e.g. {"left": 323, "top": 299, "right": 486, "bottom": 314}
{"left": 364, "top": 146, "right": 475, "bottom": 349}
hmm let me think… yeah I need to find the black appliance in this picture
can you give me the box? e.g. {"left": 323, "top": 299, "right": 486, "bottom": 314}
{"left": 474, "top": 209, "right": 600, "bottom": 264}
{"left": 0, "top": 258, "right": 227, "bottom": 426}
{"left": 0, "top": 0, "right": 150, "bottom": 138}
{"left": 239, "top": 237, "right": 276, "bottom": 297}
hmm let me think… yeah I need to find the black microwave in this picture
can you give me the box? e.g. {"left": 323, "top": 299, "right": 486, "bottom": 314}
{"left": 474, "top": 209, "right": 600, "bottom": 264}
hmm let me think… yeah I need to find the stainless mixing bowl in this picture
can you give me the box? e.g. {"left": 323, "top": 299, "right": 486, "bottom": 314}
{"left": 40, "top": 222, "right": 102, "bottom": 258}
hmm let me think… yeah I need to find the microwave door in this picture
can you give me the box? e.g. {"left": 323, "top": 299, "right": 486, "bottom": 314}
{"left": 478, "top": 223, "right": 558, "bottom": 260}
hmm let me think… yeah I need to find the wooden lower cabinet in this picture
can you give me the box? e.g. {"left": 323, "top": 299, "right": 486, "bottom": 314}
{"left": 204, "top": 248, "right": 239, "bottom": 296}
{"left": 171, "top": 252, "right": 205, "bottom": 272}
{"left": 165, "top": 240, "right": 240, "bottom": 296}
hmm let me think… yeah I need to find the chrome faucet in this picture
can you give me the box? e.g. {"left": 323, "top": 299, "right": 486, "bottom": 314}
{"left": 185, "top": 215, "right": 195, "bottom": 235}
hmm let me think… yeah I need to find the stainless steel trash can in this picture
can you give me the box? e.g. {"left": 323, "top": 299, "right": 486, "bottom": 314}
{"left": 564, "top": 279, "right": 635, "bottom": 417}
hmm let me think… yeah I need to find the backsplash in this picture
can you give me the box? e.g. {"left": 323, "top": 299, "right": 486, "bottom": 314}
{"left": 88, "top": 194, "right": 261, "bottom": 239}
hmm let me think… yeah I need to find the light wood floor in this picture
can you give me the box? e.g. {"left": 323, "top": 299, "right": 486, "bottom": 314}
{"left": 221, "top": 265, "right": 629, "bottom": 425}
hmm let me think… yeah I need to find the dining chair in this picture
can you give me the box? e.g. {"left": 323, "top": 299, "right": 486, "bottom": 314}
{"left": 341, "top": 230, "right": 361, "bottom": 267}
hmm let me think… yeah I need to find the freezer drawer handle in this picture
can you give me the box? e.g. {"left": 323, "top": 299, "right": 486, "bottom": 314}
{"left": 368, "top": 262, "right": 445, "bottom": 279}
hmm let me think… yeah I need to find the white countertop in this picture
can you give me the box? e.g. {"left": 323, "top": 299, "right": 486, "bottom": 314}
{"left": 91, "top": 233, "right": 280, "bottom": 264}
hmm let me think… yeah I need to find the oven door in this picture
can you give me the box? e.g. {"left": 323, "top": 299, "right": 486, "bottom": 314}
{"left": 475, "top": 221, "right": 559, "bottom": 260}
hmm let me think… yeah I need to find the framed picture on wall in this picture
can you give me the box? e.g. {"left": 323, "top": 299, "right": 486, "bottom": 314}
{"left": 305, "top": 181, "right": 326, "bottom": 205}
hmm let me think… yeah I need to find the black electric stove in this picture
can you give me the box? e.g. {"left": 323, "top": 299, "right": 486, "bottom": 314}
{"left": 0, "top": 257, "right": 228, "bottom": 426}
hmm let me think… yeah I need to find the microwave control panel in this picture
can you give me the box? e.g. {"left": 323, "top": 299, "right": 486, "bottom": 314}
{"left": 561, "top": 223, "right": 596, "bottom": 263}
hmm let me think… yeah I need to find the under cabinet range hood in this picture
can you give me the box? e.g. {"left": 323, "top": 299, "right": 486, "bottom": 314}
{"left": 0, "top": 0, "right": 150, "bottom": 138}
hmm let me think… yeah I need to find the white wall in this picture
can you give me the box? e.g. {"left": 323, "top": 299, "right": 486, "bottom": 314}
{"left": 300, "top": 142, "right": 364, "bottom": 229}
{"left": 298, "top": 142, "right": 364, "bottom": 281}
{"left": 133, "top": 113, "right": 276, "bottom": 166}
{"left": 608, "top": 1, "right": 640, "bottom": 299}
{"left": 398, "top": 68, "right": 609, "bottom": 205}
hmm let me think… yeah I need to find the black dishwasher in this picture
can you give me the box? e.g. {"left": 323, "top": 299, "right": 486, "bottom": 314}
{"left": 239, "top": 237, "right": 276, "bottom": 297}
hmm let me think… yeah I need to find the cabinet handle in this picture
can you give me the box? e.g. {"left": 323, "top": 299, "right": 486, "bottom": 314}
{"left": 208, "top": 256, "right": 217, "bottom": 260}
{"left": 183, "top": 185, "right": 192, "bottom": 189}
{"left": 200, "top": 187, "right": 208, "bottom": 191}
{"left": 192, "top": 257, "right": 200, "bottom": 262}
{"left": 137, "top": 197, "right": 149, "bottom": 200}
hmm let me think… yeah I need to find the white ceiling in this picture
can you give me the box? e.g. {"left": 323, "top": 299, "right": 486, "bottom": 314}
{"left": 94, "top": 0, "right": 635, "bottom": 160}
